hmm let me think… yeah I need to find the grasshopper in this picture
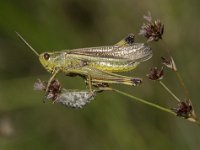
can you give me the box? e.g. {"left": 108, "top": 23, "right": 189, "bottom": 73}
{"left": 17, "top": 33, "right": 152, "bottom": 92}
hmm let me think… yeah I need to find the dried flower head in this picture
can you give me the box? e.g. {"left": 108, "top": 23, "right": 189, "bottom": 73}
{"left": 161, "top": 56, "right": 177, "bottom": 71}
{"left": 34, "top": 79, "right": 61, "bottom": 100}
{"left": 46, "top": 79, "right": 61, "bottom": 100}
{"left": 172, "top": 100, "right": 193, "bottom": 119}
{"left": 147, "top": 67, "right": 164, "bottom": 80}
{"left": 55, "top": 89, "right": 96, "bottom": 108}
{"left": 34, "top": 79, "right": 97, "bottom": 108}
{"left": 34, "top": 79, "right": 46, "bottom": 91}
{"left": 139, "top": 12, "right": 164, "bottom": 42}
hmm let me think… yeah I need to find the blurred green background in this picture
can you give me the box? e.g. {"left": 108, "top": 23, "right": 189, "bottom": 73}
{"left": 0, "top": 0, "right": 200, "bottom": 149}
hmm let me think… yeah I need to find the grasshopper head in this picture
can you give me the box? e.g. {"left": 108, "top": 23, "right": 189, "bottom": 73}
{"left": 39, "top": 52, "right": 58, "bottom": 73}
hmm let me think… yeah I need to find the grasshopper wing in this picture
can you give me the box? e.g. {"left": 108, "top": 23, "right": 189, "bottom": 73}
{"left": 68, "top": 43, "right": 152, "bottom": 63}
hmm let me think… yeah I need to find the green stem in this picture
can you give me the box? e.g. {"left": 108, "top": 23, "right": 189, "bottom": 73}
{"left": 161, "top": 40, "right": 190, "bottom": 100}
{"left": 159, "top": 81, "right": 181, "bottom": 102}
{"left": 111, "top": 88, "right": 200, "bottom": 126}
{"left": 175, "top": 71, "right": 190, "bottom": 99}
{"left": 112, "top": 88, "right": 176, "bottom": 115}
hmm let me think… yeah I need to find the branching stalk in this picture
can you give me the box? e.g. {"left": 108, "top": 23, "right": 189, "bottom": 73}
{"left": 159, "top": 81, "right": 181, "bottom": 102}
{"left": 161, "top": 40, "right": 190, "bottom": 99}
{"left": 175, "top": 71, "right": 190, "bottom": 99}
{"left": 112, "top": 88, "right": 200, "bottom": 126}
{"left": 112, "top": 88, "right": 175, "bottom": 115}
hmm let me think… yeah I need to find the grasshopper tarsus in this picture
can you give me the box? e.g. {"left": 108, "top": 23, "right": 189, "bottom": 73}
{"left": 125, "top": 34, "right": 135, "bottom": 45}
{"left": 131, "top": 78, "right": 143, "bottom": 86}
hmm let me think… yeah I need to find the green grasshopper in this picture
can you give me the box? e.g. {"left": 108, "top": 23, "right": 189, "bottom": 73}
{"left": 17, "top": 32, "right": 152, "bottom": 91}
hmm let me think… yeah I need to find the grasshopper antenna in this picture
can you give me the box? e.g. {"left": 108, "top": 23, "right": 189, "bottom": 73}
{"left": 16, "top": 32, "right": 39, "bottom": 56}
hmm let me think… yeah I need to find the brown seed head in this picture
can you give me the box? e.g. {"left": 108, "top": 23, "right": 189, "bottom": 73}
{"left": 139, "top": 12, "right": 164, "bottom": 42}
{"left": 47, "top": 79, "right": 61, "bottom": 100}
{"left": 161, "top": 57, "right": 177, "bottom": 71}
{"left": 147, "top": 67, "right": 164, "bottom": 80}
{"left": 172, "top": 100, "right": 193, "bottom": 119}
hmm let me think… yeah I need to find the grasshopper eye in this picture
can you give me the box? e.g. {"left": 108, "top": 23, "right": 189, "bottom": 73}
{"left": 44, "top": 53, "right": 50, "bottom": 60}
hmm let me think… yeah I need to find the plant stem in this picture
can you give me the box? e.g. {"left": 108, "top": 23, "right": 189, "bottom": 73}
{"left": 112, "top": 88, "right": 200, "bottom": 126}
{"left": 175, "top": 71, "right": 190, "bottom": 99}
{"left": 112, "top": 88, "right": 176, "bottom": 115}
{"left": 159, "top": 81, "right": 181, "bottom": 102}
{"left": 161, "top": 40, "right": 190, "bottom": 99}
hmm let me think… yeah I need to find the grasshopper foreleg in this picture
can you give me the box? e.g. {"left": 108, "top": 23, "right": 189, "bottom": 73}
{"left": 46, "top": 69, "right": 60, "bottom": 93}
{"left": 87, "top": 75, "right": 92, "bottom": 92}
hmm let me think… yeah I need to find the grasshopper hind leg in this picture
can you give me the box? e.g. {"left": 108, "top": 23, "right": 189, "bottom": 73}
{"left": 92, "top": 82, "right": 110, "bottom": 88}
{"left": 91, "top": 77, "right": 142, "bottom": 87}
{"left": 82, "top": 67, "right": 142, "bottom": 87}
{"left": 84, "top": 76, "right": 110, "bottom": 92}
